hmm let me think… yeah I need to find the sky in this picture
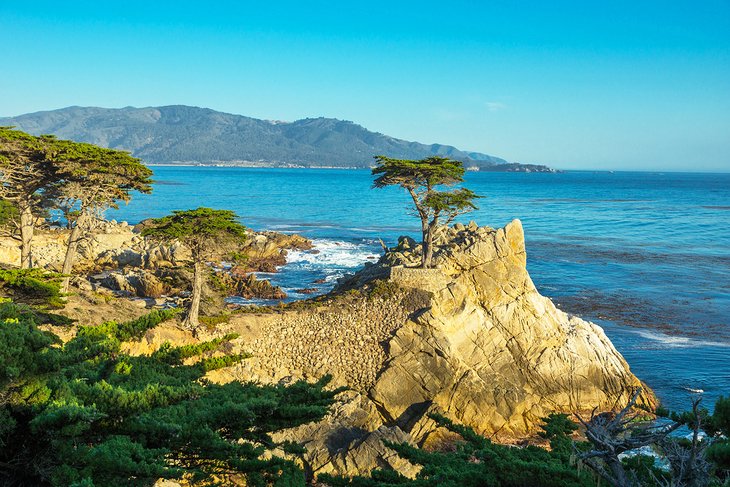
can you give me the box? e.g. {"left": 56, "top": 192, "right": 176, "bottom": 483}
{"left": 1, "top": 1, "right": 729, "bottom": 171}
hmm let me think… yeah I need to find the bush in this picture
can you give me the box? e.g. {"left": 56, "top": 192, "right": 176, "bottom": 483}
{"left": 0, "top": 300, "right": 337, "bottom": 486}
{"left": 319, "top": 413, "right": 595, "bottom": 487}
{"left": 0, "top": 268, "right": 66, "bottom": 308}
{"left": 367, "top": 280, "right": 402, "bottom": 299}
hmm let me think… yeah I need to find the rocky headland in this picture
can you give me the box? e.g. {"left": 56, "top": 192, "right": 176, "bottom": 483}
{"left": 0, "top": 218, "right": 653, "bottom": 478}
{"left": 116, "top": 219, "right": 651, "bottom": 477}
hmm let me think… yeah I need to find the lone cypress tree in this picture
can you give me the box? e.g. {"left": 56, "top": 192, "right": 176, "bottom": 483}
{"left": 142, "top": 208, "right": 247, "bottom": 328}
{"left": 372, "top": 155, "right": 480, "bottom": 268}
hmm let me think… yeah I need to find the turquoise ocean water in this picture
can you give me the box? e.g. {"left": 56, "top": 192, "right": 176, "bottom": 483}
{"left": 109, "top": 167, "right": 730, "bottom": 411}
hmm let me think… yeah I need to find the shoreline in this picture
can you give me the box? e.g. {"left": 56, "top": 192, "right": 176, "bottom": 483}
{"left": 146, "top": 164, "right": 730, "bottom": 175}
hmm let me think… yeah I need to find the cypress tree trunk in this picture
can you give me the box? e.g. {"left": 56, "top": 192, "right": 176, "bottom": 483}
{"left": 60, "top": 217, "right": 84, "bottom": 293}
{"left": 607, "top": 457, "right": 630, "bottom": 487}
{"left": 420, "top": 220, "right": 428, "bottom": 268}
{"left": 19, "top": 203, "right": 34, "bottom": 269}
{"left": 183, "top": 258, "right": 203, "bottom": 329}
{"left": 422, "top": 223, "right": 435, "bottom": 268}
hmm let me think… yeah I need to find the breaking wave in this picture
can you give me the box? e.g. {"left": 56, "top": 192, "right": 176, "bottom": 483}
{"left": 286, "top": 239, "right": 381, "bottom": 270}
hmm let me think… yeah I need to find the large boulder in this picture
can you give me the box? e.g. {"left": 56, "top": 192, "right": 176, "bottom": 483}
{"left": 368, "top": 220, "right": 650, "bottom": 437}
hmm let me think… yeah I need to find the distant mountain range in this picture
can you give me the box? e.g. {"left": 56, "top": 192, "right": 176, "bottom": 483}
{"left": 0, "top": 105, "right": 554, "bottom": 172}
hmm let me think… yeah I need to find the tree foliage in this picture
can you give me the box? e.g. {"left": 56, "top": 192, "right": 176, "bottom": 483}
{"left": 0, "top": 127, "right": 152, "bottom": 275}
{"left": 48, "top": 140, "right": 153, "bottom": 291}
{"left": 141, "top": 208, "right": 248, "bottom": 253}
{"left": 142, "top": 208, "right": 248, "bottom": 328}
{"left": 0, "top": 127, "right": 62, "bottom": 268}
{"left": 371, "top": 156, "right": 480, "bottom": 268}
{"left": 50, "top": 140, "right": 153, "bottom": 210}
{"left": 0, "top": 300, "right": 336, "bottom": 486}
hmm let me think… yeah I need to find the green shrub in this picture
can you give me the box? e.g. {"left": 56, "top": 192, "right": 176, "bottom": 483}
{"left": 0, "top": 300, "right": 337, "bottom": 486}
{"left": 199, "top": 313, "right": 231, "bottom": 329}
{"left": 0, "top": 268, "right": 66, "bottom": 308}
{"left": 367, "top": 280, "right": 402, "bottom": 299}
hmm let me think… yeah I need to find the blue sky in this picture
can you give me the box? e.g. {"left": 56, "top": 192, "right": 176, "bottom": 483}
{"left": 1, "top": 1, "right": 729, "bottom": 171}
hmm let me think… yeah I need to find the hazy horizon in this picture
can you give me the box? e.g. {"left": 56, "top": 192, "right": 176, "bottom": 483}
{"left": 1, "top": 1, "right": 728, "bottom": 172}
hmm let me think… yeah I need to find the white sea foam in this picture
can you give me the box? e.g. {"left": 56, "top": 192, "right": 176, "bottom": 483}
{"left": 634, "top": 329, "right": 730, "bottom": 348}
{"left": 287, "top": 239, "right": 381, "bottom": 269}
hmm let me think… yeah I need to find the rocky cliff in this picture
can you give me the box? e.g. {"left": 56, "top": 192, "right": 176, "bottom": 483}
{"left": 3, "top": 218, "right": 650, "bottom": 477}
{"left": 164, "top": 219, "right": 651, "bottom": 477}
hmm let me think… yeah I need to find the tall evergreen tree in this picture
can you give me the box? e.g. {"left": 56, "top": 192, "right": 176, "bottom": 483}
{"left": 371, "top": 156, "right": 480, "bottom": 268}
{"left": 0, "top": 128, "right": 60, "bottom": 269}
{"left": 142, "top": 208, "right": 247, "bottom": 328}
{"left": 49, "top": 140, "right": 152, "bottom": 291}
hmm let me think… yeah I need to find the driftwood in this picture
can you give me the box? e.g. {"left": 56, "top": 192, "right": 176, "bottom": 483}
{"left": 653, "top": 397, "right": 713, "bottom": 487}
{"left": 576, "top": 388, "right": 681, "bottom": 487}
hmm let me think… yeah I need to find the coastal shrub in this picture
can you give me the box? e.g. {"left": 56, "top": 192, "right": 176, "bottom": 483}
{"left": 0, "top": 299, "right": 72, "bottom": 327}
{"left": 707, "top": 441, "right": 730, "bottom": 481}
{"left": 707, "top": 396, "right": 730, "bottom": 482}
{"left": 712, "top": 396, "right": 730, "bottom": 437}
{"left": 367, "top": 279, "right": 402, "bottom": 300}
{"left": 0, "top": 268, "right": 65, "bottom": 308}
{"left": 319, "top": 413, "right": 595, "bottom": 487}
{"left": 228, "top": 250, "right": 249, "bottom": 263}
{"left": 620, "top": 454, "right": 670, "bottom": 485}
{"left": 539, "top": 413, "right": 579, "bottom": 457}
{"left": 199, "top": 312, "right": 231, "bottom": 329}
{"left": 0, "top": 300, "right": 337, "bottom": 486}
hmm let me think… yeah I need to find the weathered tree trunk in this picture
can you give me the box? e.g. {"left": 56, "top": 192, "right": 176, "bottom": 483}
{"left": 182, "top": 259, "right": 203, "bottom": 329}
{"left": 19, "top": 204, "right": 34, "bottom": 269}
{"left": 606, "top": 457, "right": 630, "bottom": 487}
{"left": 60, "top": 218, "right": 85, "bottom": 293}
{"left": 422, "top": 223, "right": 435, "bottom": 268}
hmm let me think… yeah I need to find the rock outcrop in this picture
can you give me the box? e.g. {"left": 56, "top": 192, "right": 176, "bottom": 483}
{"left": 0, "top": 221, "right": 310, "bottom": 305}
{"left": 11, "top": 218, "right": 650, "bottom": 478}
{"left": 210, "top": 219, "right": 650, "bottom": 477}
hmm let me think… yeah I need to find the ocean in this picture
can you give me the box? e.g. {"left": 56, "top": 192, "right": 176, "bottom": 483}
{"left": 108, "top": 167, "right": 730, "bottom": 412}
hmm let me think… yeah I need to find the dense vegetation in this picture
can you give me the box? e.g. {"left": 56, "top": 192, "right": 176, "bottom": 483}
{"left": 0, "top": 296, "right": 338, "bottom": 486}
{"left": 320, "top": 404, "right": 730, "bottom": 487}
{"left": 0, "top": 268, "right": 66, "bottom": 309}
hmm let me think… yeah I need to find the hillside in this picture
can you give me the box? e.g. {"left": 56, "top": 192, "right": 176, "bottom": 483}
{"left": 0, "top": 105, "right": 553, "bottom": 171}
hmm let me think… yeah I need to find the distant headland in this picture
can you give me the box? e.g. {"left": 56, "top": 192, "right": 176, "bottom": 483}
{"left": 0, "top": 105, "right": 556, "bottom": 172}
